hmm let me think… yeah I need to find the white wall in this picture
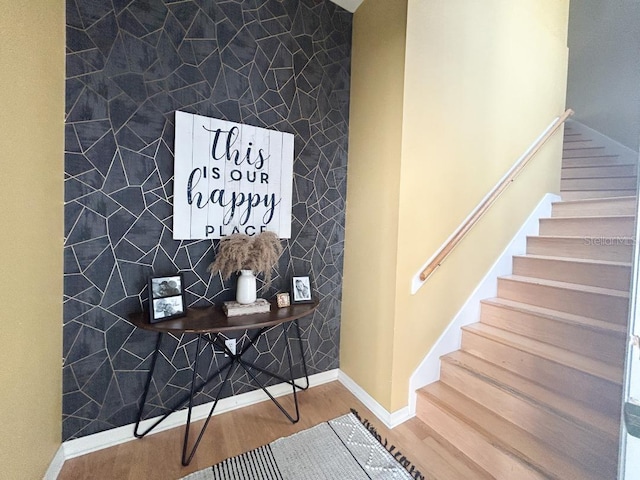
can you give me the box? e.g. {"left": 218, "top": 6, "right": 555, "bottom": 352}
{"left": 567, "top": 0, "right": 640, "bottom": 151}
{"left": 621, "top": 191, "right": 640, "bottom": 478}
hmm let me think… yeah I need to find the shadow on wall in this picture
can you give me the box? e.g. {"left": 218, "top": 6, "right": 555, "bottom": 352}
{"left": 63, "top": 0, "right": 351, "bottom": 441}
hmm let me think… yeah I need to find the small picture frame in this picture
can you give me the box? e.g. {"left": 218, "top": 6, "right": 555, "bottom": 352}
{"left": 291, "top": 275, "right": 313, "bottom": 304}
{"left": 148, "top": 274, "right": 186, "bottom": 323}
{"left": 276, "top": 292, "right": 290, "bottom": 308}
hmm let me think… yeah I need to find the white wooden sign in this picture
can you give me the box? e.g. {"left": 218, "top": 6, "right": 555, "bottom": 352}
{"left": 173, "top": 111, "right": 294, "bottom": 239}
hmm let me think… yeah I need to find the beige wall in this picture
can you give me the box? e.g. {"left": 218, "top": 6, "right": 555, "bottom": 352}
{"left": 0, "top": 1, "right": 64, "bottom": 478}
{"left": 343, "top": 0, "right": 569, "bottom": 412}
{"left": 341, "top": 0, "right": 407, "bottom": 407}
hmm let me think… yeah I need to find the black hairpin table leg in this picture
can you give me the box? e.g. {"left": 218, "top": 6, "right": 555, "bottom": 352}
{"left": 130, "top": 300, "right": 318, "bottom": 467}
{"left": 236, "top": 322, "right": 301, "bottom": 423}
{"left": 292, "top": 319, "right": 310, "bottom": 391}
{"left": 182, "top": 334, "right": 238, "bottom": 466}
{"left": 133, "top": 332, "right": 163, "bottom": 438}
{"left": 134, "top": 333, "right": 235, "bottom": 442}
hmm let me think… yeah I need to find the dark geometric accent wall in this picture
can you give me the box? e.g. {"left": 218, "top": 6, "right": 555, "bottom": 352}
{"left": 63, "top": 0, "right": 351, "bottom": 441}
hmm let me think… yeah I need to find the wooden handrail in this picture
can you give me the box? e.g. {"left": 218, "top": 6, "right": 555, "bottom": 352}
{"left": 419, "top": 109, "right": 574, "bottom": 282}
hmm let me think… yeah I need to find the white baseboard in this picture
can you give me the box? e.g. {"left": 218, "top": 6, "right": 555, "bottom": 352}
{"left": 407, "top": 193, "right": 560, "bottom": 415}
{"left": 43, "top": 445, "right": 65, "bottom": 480}
{"left": 60, "top": 369, "right": 338, "bottom": 463}
{"left": 49, "top": 368, "right": 415, "bottom": 477}
{"left": 338, "top": 370, "right": 412, "bottom": 429}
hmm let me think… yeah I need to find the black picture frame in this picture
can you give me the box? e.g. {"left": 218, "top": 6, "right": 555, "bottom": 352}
{"left": 148, "top": 273, "right": 186, "bottom": 323}
{"left": 291, "top": 275, "right": 313, "bottom": 304}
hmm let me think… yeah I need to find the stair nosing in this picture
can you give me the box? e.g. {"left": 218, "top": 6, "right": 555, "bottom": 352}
{"left": 512, "top": 253, "right": 632, "bottom": 268}
{"left": 532, "top": 233, "right": 634, "bottom": 239}
{"left": 551, "top": 195, "right": 636, "bottom": 205}
{"left": 562, "top": 154, "right": 619, "bottom": 159}
{"left": 562, "top": 174, "right": 635, "bottom": 179}
{"left": 560, "top": 165, "right": 638, "bottom": 171}
{"left": 563, "top": 146, "right": 606, "bottom": 151}
{"left": 540, "top": 214, "right": 635, "bottom": 221}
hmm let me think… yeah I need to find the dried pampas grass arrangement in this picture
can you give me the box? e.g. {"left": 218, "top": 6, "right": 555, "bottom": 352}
{"left": 207, "top": 231, "right": 283, "bottom": 286}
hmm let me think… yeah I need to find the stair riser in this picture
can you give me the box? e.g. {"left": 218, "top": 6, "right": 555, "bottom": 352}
{"left": 563, "top": 138, "right": 587, "bottom": 146}
{"left": 561, "top": 177, "right": 637, "bottom": 191}
{"left": 440, "top": 361, "right": 619, "bottom": 472}
{"left": 563, "top": 140, "right": 595, "bottom": 150}
{"left": 551, "top": 198, "right": 637, "bottom": 217}
{"left": 461, "top": 330, "right": 622, "bottom": 417}
{"left": 497, "top": 278, "right": 628, "bottom": 324}
{"left": 416, "top": 394, "right": 548, "bottom": 480}
{"left": 480, "top": 301, "right": 626, "bottom": 366}
{"left": 561, "top": 190, "right": 638, "bottom": 200}
{"left": 512, "top": 255, "right": 631, "bottom": 291}
{"left": 562, "top": 165, "right": 637, "bottom": 179}
{"left": 562, "top": 148, "right": 607, "bottom": 158}
{"left": 563, "top": 156, "right": 628, "bottom": 168}
{"left": 527, "top": 236, "right": 633, "bottom": 262}
{"left": 539, "top": 216, "right": 634, "bottom": 237}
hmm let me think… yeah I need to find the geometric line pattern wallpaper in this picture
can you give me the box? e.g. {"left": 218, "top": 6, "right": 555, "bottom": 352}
{"left": 64, "top": 0, "right": 351, "bottom": 440}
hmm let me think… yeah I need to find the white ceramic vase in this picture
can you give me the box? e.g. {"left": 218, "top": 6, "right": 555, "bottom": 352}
{"left": 236, "top": 270, "right": 257, "bottom": 304}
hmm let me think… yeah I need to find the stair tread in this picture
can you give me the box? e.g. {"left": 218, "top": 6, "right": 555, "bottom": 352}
{"left": 562, "top": 153, "right": 618, "bottom": 158}
{"left": 481, "top": 297, "right": 627, "bottom": 335}
{"left": 563, "top": 146, "right": 606, "bottom": 152}
{"left": 552, "top": 195, "right": 636, "bottom": 206}
{"left": 417, "top": 382, "right": 604, "bottom": 480}
{"left": 533, "top": 233, "right": 634, "bottom": 240}
{"left": 527, "top": 235, "right": 633, "bottom": 261}
{"left": 551, "top": 196, "right": 637, "bottom": 217}
{"left": 441, "top": 349, "right": 620, "bottom": 438}
{"left": 462, "top": 323, "right": 622, "bottom": 384}
{"left": 541, "top": 214, "right": 635, "bottom": 221}
{"left": 561, "top": 186, "right": 636, "bottom": 191}
{"left": 401, "top": 419, "right": 495, "bottom": 479}
{"left": 501, "top": 274, "right": 630, "bottom": 297}
{"left": 561, "top": 190, "right": 638, "bottom": 201}
{"left": 562, "top": 161, "right": 638, "bottom": 168}
{"left": 512, "top": 253, "right": 632, "bottom": 268}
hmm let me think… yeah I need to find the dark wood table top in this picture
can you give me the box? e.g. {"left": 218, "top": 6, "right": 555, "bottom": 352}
{"left": 129, "top": 299, "right": 318, "bottom": 334}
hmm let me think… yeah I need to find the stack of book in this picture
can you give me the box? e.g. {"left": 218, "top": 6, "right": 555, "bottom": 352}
{"left": 223, "top": 298, "right": 271, "bottom": 317}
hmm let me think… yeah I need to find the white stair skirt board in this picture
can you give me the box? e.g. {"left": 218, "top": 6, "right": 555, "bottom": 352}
{"left": 59, "top": 370, "right": 338, "bottom": 462}
{"left": 565, "top": 119, "right": 639, "bottom": 164}
{"left": 407, "top": 193, "right": 560, "bottom": 416}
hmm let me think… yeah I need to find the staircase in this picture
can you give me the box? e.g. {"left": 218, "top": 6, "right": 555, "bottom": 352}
{"left": 415, "top": 123, "right": 638, "bottom": 479}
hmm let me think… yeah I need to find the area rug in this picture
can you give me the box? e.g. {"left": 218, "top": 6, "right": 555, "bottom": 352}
{"left": 182, "top": 410, "right": 424, "bottom": 480}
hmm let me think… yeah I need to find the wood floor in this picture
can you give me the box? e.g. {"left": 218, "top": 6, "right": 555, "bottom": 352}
{"left": 58, "top": 381, "right": 489, "bottom": 479}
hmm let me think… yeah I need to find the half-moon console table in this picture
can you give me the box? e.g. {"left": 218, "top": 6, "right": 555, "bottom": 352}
{"left": 128, "top": 299, "right": 318, "bottom": 466}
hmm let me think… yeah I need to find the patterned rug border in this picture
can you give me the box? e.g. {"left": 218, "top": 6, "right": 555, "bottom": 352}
{"left": 182, "top": 409, "right": 425, "bottom": 480}
{"left": 349, "top": 409, "right": 424, "bottom": 480}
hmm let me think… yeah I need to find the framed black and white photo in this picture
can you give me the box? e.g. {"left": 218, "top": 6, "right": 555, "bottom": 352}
{"left": 291, "top": 275, "right": 313, "bottom": 304}
{"left": 148, "top": 274, "right": 186, "bottom": 323}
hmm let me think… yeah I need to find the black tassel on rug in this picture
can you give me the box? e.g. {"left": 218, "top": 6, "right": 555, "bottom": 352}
{"left": 350, "top": 409, "right": 425, "bottom": 480}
